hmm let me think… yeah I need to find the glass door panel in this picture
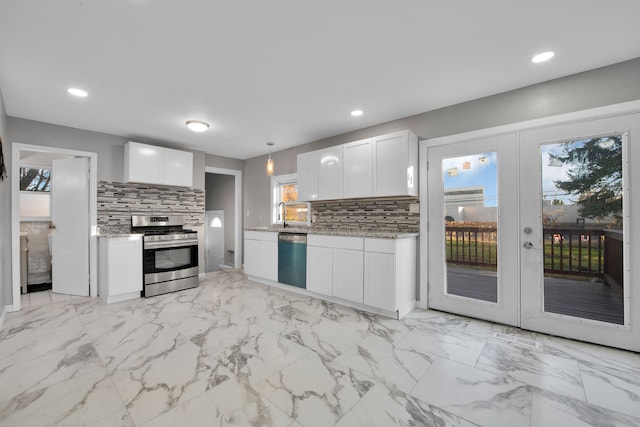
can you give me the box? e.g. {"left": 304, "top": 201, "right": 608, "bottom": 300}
{"left": 540, "top": 137, "right": 624, "bottom": 324}
{"left": 443, "top": 152, "right": 498, "bottom": 303}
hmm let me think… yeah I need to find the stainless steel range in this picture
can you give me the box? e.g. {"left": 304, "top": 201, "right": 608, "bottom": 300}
{"left": 131, "top": 215, "right": 199, "bottom": 297}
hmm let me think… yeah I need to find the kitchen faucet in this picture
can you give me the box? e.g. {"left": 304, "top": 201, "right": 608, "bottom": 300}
{"left": 278, "top": 202, "right": 287, "bottom": 228}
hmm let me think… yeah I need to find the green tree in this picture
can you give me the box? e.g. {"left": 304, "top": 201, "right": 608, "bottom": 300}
{"left": 551, "top": 135, "right": 622, "bottom": 225}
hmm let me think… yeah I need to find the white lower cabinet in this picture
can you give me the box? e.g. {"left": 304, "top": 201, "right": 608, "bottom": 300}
{"left": 306, "top": 245, "right": 333, "bottom": 295}
{"left": 307, "top": 235, "right": 416, "bottom": 316}
{"left": 244, "top": 231, "right": 278, "bottom": 281}
{"left": 307, "top": 235, "right": 363, "bottom": 304}
{"left": 364, "top": 237, "right": 417, "bottom": 315}
{"left": 98, "top": 236, "right": 143, "bottom": 304}
{"left": 364, "top": 251, "right": 395, "bottom": 311}
{"left": 333, "top": 249, "right": 363, "bottom": 303}
{"left": 247, "top": 231, "right": 417, "bottom": 317}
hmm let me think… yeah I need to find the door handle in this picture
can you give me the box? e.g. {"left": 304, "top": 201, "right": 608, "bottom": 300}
{"left": 523, "top": 241, "right": 533, "bottom": 249}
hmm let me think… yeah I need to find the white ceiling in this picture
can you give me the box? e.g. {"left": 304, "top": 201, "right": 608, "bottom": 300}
{"left": 1, "top": 1, "right": 639, "bottom": 160}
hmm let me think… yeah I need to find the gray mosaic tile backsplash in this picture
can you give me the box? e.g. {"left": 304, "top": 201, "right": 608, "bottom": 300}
{"left": 98, "top": 181, "right": 205, "bottom": 232}
{"left": 311, "top": 196, "right": 419, "bottom": 232}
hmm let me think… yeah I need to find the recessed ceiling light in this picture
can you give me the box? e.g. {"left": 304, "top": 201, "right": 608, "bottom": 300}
{"left": 186, "top": 120, "right": 210, "bottom": 132}
{"left": 350, "top": 109, "right": 364, "bottom": 117}
{"left": 531, "top": 51, "right": 555, "bottom": 63}
{"left": 67, "top": 87, "right": 88, "bottom": 97}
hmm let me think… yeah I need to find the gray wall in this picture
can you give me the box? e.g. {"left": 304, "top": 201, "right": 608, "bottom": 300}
{"left": 243, "top": 58, "right": 640, "bottom": 228}
{"left": 8, "top": 117, "right": 208, "bottom": 187}
{"left": 205, "top": 153, "right": 244, "bottom": 171}
{"left": 0, "top": 88, "right": 8, "bottom": 309}
{"left": 1, "top": 117, "right": 238, "bottom": 307}
{"left": 205, "top": 173, "right": 236, "bottom": 266}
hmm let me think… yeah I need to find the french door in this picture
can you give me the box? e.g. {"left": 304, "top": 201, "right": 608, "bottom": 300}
{"left": 425, "top": 112, "right": 640, "bottom": 351}
{"left": 427, "top": 133, "right": 520, "bottom": 326}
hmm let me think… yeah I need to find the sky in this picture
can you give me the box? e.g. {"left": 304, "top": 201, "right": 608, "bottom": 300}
{"left": 540, "top": 142, "right": 578, "bottom": 205}
{"left": 441, "top": 142, "right": 585, "bottom": 208}
{"left": 442, "top": 151, "right": 498, "bottom": 207}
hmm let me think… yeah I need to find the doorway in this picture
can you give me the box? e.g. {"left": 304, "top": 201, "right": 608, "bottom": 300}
{"left": 204, "top": 167, "right": 242, "bottom": 270}
{"left": 205, "top": 210, "right": 225, "bottom": 272}
{"left": 11, "top": 143, "right": 98, "bottom": 311}
{"left": 420, "top": 108, "right": 640, "bottom": 351}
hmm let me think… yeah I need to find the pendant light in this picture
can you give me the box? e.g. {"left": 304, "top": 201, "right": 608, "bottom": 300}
{"left": 266, "top": 142, "right": 275, "bottom": 176}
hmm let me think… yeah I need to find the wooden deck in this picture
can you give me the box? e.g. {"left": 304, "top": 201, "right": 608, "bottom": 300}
{"left": 446, "top": 266, "right": 624, "bottom": 325}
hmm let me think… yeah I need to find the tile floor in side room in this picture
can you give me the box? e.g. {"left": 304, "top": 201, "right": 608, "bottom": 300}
{"left": 1, "top": 269, "right": 639, "bottom": 427}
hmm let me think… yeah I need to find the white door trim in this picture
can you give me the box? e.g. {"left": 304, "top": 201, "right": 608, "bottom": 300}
{"left": 11, "top": 142, "right": 98, "bottom": 311}
{"left": 204, "top": 166, "right": 243, "bottom": 269}
{"left": 419, "top": 99, "right": 640, "bottom": 309}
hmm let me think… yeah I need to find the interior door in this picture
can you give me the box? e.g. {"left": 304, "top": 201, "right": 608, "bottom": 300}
{"left": 205, "top": 210, "right": 224, "bottom": 272}
{"left": 519, "top": 113, "right": 640, "bottom": 351}
{"left": 427, "top": 133, "right": 520, "bottom": 326}
{"left": 51, "top": 157, "right": 89, "bottom": 296}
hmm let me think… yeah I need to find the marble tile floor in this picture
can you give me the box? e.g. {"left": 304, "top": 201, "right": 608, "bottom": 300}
{"left": 20, "top": 289, "right": 75, "bottom": 309}
{"left": 1, "top": 269, "right": 639, "bottom": 426}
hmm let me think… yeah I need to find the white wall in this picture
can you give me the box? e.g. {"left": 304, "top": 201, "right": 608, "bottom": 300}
{"left": 0, "top": 88, "right": 8, "bottom": 309}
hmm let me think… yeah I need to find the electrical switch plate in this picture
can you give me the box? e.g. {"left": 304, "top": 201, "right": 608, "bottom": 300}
{"left": 409, "top": 203, "right": 419, "bottom": 213}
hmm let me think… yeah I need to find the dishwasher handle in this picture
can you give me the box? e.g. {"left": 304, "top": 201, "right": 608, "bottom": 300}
{"left": 278, "top": 233, "right": 307, "bottom": 243}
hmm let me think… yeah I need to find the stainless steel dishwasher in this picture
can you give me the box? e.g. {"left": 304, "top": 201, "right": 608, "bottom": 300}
{"left": 278, "top": 233, "right": 307, "bottom": 288}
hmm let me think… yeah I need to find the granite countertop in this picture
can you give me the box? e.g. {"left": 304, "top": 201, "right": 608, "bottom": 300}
{"left": 97, "top": 233, "right": 144, "bottom": 238}
{"left": 245, "top": 226, "right": 418, "bottom": 239}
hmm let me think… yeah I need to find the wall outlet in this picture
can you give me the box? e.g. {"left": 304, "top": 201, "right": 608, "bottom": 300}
{"left": 409, "top": 203, "right": 420, "bottom": 213}
{"left": 311, "top": 215, "right": 317, "bottom": 223}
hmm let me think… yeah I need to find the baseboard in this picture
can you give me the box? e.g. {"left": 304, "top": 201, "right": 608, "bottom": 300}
{"left": 0, "top": 305, "right": 9, "bottom": 333}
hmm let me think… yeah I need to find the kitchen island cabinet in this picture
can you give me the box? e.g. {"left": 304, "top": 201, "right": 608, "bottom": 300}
{"left": 98, "top": 235, "right": 143, "bottom": 304}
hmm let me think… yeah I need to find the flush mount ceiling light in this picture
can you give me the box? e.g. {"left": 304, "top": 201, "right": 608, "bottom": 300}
{"left": 266, "top": 141, "right": 275, "bottom": 176}
{"left": 67, "top": 87, "right": 88, "bottom": 97}
{"left": 531, "top": 51, "right": 555, "bottom": 63}
{"left": 186, "top": 120, "right": 209, "bottom": 133}
{"left": 350, "top": 109, "right": 364, "bottom": 117}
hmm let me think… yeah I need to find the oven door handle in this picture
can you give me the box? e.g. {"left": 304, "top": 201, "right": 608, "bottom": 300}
{"left": 144, "top": 239, "right": 199, "bottom": 249}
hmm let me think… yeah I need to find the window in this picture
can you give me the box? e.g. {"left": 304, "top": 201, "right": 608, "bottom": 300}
{"left": 19, "top": 167, "right": 51, "bottom": 218}
{"left": 271, "top": 173, "right": 310, "bottom": 226}
{"left": 20, "top": 167, "right": 51, "bottom": 192}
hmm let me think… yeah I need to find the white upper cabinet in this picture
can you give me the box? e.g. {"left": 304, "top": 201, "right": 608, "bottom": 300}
{"left": 343, "top": 138, "right": 373, "bottom": 198}
{"left": 296, "top": 130, "right": 418, "bottom": 201}
{"left": 162, "top": 147, "right": 193, "bottom": 187}
{"left": 318, "top": 146, "right": 343, "bottom": 200}
{"left": 124, "top": 141, "right": 193, "bottom": 187}
{"left": 373, "top": 130, "right": 418, "bottom": 197}
{"left": 297, "top": 151, "right": 319, "bottom": 201}
{"left": 125, "top": 142, "right": 163, "bottom": 184}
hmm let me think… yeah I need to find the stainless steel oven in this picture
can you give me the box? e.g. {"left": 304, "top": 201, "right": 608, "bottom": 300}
{"left": 132, "top": 215, "right": 199, "bottom": 297}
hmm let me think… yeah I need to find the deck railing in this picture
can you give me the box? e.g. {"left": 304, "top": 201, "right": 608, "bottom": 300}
{"left": 445, "top": 226, "right": 620, "bottom": 281}
{"left": 603, "top": 230, "right": 624, "bottom": 289}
